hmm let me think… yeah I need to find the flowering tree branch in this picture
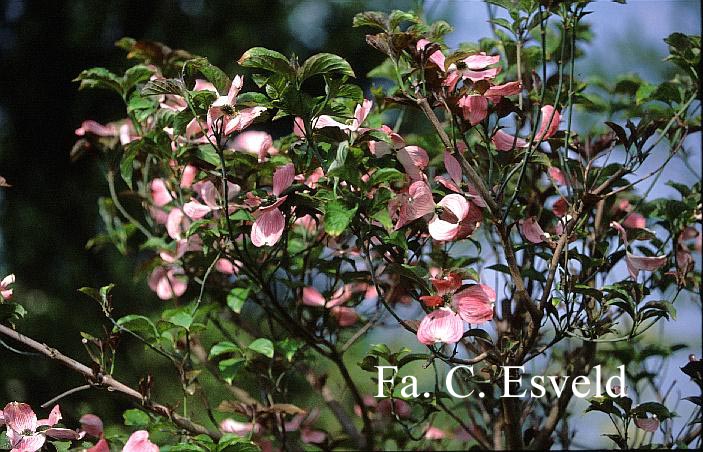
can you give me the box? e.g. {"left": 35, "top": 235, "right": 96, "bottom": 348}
{"left": 0, "top": 323, "right": 222, "bottom": 440}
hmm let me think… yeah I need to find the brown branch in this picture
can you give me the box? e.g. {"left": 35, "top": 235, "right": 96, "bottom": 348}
{"left": 189, "top": 339, "right": 261, "bottom": 408}
{"left": 416, "top": 96, "right": 499, "bottom": 216}
{"left": 304, "top": 369, "right": 364, "bottom": 447}
{"left": 416, "top": 96, "right": 540, "bottom": 325}
{"left": 529, "top": 341, "right": 596, "bottom": 449}
{"left": 0, "top": 323, "right": 221, "bottom": 440}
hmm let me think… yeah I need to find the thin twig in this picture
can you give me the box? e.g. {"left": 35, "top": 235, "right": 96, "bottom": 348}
{"left": 0, "top": 323, "right": 221, "bottom": 440}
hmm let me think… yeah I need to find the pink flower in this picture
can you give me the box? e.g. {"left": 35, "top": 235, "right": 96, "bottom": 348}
{"left": 251, "top": 209, "right": 285, "bottom": 247}
{"left": 182, "top": 200, "right": 212, "bottom": 220}
{"left": 419, "top": 272, "right": 463, "bottom": 308}
{"left": 453, "top": 284, "right": 495, "bottom": 324}
{"left": 220, "top": 418, "right": 260, "bottom": 435}
{"left": 0, "top": 175, "right": 11, "bottom": 188}
{"left": 180, "top": 164, "right": 198, "bottom": 189}
{"left": 184, "top": 181, "right": 241, "bottom": 220}
{"left": 416, "top": 308, "right": 464, "bottom": 345}
{"left": 547, "top": 167, "right": 568, "bottom": 186}
{"left": 377, "top": 399, "right": 411, "bottom": 418}
{"left": 302, "top": 286, "right": 329, "bottom": 307}
{"left": 434, "top": 152, "right": 487, "bottom": 208}
{"left": 634, "top": 417, "right": 659, "bottom": 433}
{"left": 330, "top": 306, "right": 359, "bottom": 327}
{"left": 416, "top": 38, "right": 446, "bottom": 71}
{"left": 78, "top": 414, "right": 103, "bottom": 438}
{"left": 552, "top": 197, "right": 568, "bottom": 217}
{"left": 1, "top": 274, "right": 15, "bottom": 300}
{"left": 302, "top": 286, "right": 358, "bottom": 327}
{"left": 367, "top": 125, "right": 405, "bottom": 157}
{"left": 166, "top": 208, "right": 190, "bottom": 240}
{"left": 231, "top": 130, "right": 277, "bottom": 162}
{"left": 458, "top": 94, "right": 488, "bottom": 126}
{"left": 520, "top": 217, "right": 547, "bottom": 244}
{"left": 208, "top": 75, "right": 266, "bottom": 135}
{"left": 75, "top": 120, "right": 118, "bottom": 137}
{"left": 2, "top": 402, "right": 81, "bottom": 452}
{"left": 150, "top": 178, "right": 173, "bottom": 207}
{"left": 148, "top": 266, "right": 188, "bottom": 300}
{"left": 396, "top": 145, "right": 429, "bottom": 181}
{"left": 215, "top": 258, "right": 239, "bottom": 275}
{"left": 285, "top": 409, "right": 327, "bottom": 444}
{"left": 454, "top": 53, "right": 501, "bottom": 82}
{"left": 611, "top": 222, "right": 667, "bottom": 279}
{"left": 424, "top": 426, "right": 447, "bottom": 440}
{"left": 193, "top": 79, "right": 217, "bottom": 93}
{"left": 428, "top": 194, "right": 482, "bottom": 241}
{"left": 622, "top": 212, "right": 646, "bottom": 229}
{"left": 123, "top": 430, "right": 159, "bottom": 452}
{"left": 159, "top": 94, "right": 187, "bottom": 112}
{"left": 87, "top": 438, "right": 110, "bottom": 452}
{"left": 393, "top": 181, "right": 435, "bottom": 230}
{"left": 492, "top": 105, "right": 560, "bottom": 151}
{"left": 534, "top": 105, "right": 561, "bottom": 141}
{"left": 313, "top": 99, "right": 372, "bottom": 132}
{"left": 251, "top": 164, "right": 295, "bottom": 247}
{"left": 492, "top": 129, "right": 528, "bottom": 151}
{"left": 484, "top": 81, "right": 522, "bottom": 103}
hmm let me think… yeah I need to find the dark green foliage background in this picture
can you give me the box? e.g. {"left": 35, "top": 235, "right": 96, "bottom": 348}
{"left": 0, "top": 0, "right": 400, "bottom": 428}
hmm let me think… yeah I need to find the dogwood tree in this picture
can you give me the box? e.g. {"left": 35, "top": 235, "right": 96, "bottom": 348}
{"left": 1, "top": 2, "right": 700, "bottom": 450}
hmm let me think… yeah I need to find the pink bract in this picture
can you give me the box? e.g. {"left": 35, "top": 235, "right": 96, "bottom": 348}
{"left": 520, "top": 217, "right": 547, "bottom": 244}
{"left": 416, "top": 308, "right": 464, "bottom": 345}
{"left": 123, "top": 430, "right": 159, "bottom": 452}
{"left": 394, "top": 181, "right": 435, "bottom": 230}
{"left": 453, "top": 284, "right": 496, "bottom": 324}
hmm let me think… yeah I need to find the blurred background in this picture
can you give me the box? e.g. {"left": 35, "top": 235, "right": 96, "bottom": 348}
{"left": 0, "top": 0, "right": 700, "bottom": 448}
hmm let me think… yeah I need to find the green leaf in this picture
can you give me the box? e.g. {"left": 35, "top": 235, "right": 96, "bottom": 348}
{"left": 573, "top": 284, "right": 603, "bottom": 301}
{"left": 164, "top": 310, "right": 193, "bottom": 330}
{"left": 209, "top": 341, "right": 241, "bottom": 359}
{"left": 327, "top": 142, "right": 349, "bottom": 175}
{"left": 0, "top": 303, "right": 26, "bottom": 322}
{"left": 237, "top": 47, "right": 295, "bottom": 79}
{"left": 162, "top": 445, "right": 208, "bottom": 452}
{"left": 236, "top": 92, "right": 271, "bottom": 107}
{"left": 116, "top": 314, "right": 159, "bottom": 339}
{"left": 352, "top": 11, "right": 389, "bottom": 30}
{"left": 74, "top": 67, "right": 123, "bottom": 94}
{"left": 186, "top": 57, "right": 231, "bottom": 94}
{"left": 219, "top": 358, "right": 246, "bottom": 384}
{"left": 369, "top": 168, "right": 405, "bottom": 186}
{"left": 463, "top": 328, "right": 493, "bottom": 344}
{"left": 248, "top": 338, "right": 274, "bottom": 358}
{"left": 123, "top": 409, "right": 150, "bottom": 426}
{"left": 323, "top": 200, "right": 357, "bottom": 237}
{"left": 299, "top": 53, "right": 355, "bottom": 82}
{"left": 123, "top": 65, "right": 155, "bottom": 93}
{"left": 486, "top": 264, "right": 511, "bottom": 275}
{"left": 226, "top": 287, "right": 250, "bottom": 314}
{"left": 632, "top": 402, "right": 672, "bottom": 420}
{"left": 120, "top": 141, "right": 139, "bottom": 189}
{"left": 141, "top": 78, "right": 186, "bottom": 96}
{"left": 229, "top": 210, "right": 255, "bottom": 222}
{"left": 217, "top": 434, "right": 261, "bottom": 452}
{"left": 397, "top": 353, "right": 431, "bottom": 369}
{"left": 389, "top": 10, "right": 418, "bottom": 29}
{"left": 358, "top": 355, "right": 380, "bottom": 371}
{"left": 369, "top": 343, "right": 391, "bottom": 358}
{"left": 193, "top": 144, "right": 221, "bottom": 166}
{"left": 277, "top": 338, "right": 303, "bottom": 362}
